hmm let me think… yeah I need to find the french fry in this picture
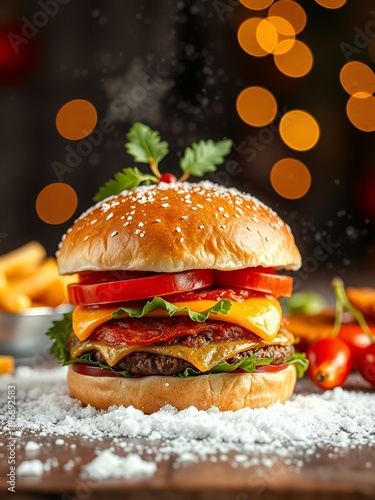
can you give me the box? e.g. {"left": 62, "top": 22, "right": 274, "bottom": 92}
{"left": 0, "top": 272, "right": 32, "bottom": 312}
{"left": 10, "top": 258, "right": 59, "bottom": 300}
{"left": 0, "top": 241, "right": 46, "bottom": 278}
{"left": 35, "top": 277, "right": 67, "bottom": 308}
{"left": 0, "top": 356, "right": 15, "bottom": 375}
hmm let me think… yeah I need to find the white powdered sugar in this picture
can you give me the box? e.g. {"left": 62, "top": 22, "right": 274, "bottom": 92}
{"left": 1, "top": 366, "right": 374, "bottom": 479}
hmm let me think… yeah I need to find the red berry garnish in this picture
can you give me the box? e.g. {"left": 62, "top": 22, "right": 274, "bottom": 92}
{"left": 159, "top": 173, "right": 177, "bottom": 183}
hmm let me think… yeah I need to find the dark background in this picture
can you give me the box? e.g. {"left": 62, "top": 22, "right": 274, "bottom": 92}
{"left": 1, "top": 0, "right": 375, "bottom": 287}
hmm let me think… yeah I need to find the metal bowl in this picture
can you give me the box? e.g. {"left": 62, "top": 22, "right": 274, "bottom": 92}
{"left": 0, "top": 304, "right": 72, "bottom": 362}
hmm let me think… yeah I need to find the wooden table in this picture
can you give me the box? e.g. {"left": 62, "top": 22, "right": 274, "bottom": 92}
{"left": 1, "top": 375, "right": 374, "bottom": 500}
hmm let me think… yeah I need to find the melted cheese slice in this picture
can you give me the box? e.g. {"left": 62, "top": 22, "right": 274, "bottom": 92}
{"left": 72, "top": 297, "right": 282, "bottom": 343}
{"left": 71, "top": 331, "right": 293, "bottom": 372}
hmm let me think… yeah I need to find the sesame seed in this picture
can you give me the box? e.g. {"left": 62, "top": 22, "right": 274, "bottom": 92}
{"left": 106, "top": 213, "right": 114, "bottom": 220}
{"left": 138, "top": 222, "right": 144, "bottom": 227}
{"left": 135, "top": 229, "right": 141, "bottom": 235}
{"left": 123, "top": 222, "right": 129, "bottom": 227}
{"left": 221, "top": 224, "right": 227, "bottom": 230}
{"left": 155, "top": 219, "right": 162, "bottom": 223}
{"left": 234, "top": 214, "right": 240, "bottom": 218}
{"left": 224, "top": 213, "right": 229, "bottom": 218}
{"left": 110, "top": 231, "right": 118, "bottom": 237}
{"left": 247, "top": 226, "right": 253, "bottom": 231}
{"left": 180, "top": 237, "right": 184, "bottom": 243}
{"left": 218, "top": 207, "right": 224, "bottom": 212}
{"left": 161, "top": 203, "right": 170, "bottom": 208}
{"left": 127, "top": 216, "right": 132, "bottom": 221}
{"left": 120, "top": 216, "right": 125, "bottom": 220}
{"left": 176, "top": 227, "right": 182, "bottom": 233}
{"left": 196, "top": 204, "right": 204, "bottom": 209}
{"left": 83, "top": 236, "right": 89, "bottom": 241}
{"left": 90, "top": 219, "right": 98, "bottom": 224}
{"left": 199, "top": 225, "right": 204, "bottom": 229}
{"left": 181, "top": 216, "right": 188, "bottom": 220}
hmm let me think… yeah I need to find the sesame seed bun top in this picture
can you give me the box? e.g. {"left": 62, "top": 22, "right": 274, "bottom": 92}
{"left": 56, "top": 181, "right": 302, "bottom": 274}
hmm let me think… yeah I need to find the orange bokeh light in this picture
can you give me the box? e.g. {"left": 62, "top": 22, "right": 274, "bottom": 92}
{"left": 315, "top": 0, "right": 347, "bottom": 8}
{"left": 269, "top": 1, "right": 307, "bottom": 35}
{"left": 36, "top": 183, "right": 78, "bottom": 225}
{"left": 279, "top": 110, "right": 320, "bottom": 151}
{"left": 240, "top": 0, "right": 274, "bottom": 10}
{"left": 346, "top": 95, "right": 375, "bottom": 132}
{"left": 256, "top": 18, "right": 279, "bottom": 54}
{"left": 274, "top": 40, "right": 313, "bottom": 77}
{"left": 56, "top": 99, "right": 98, "bottom": 140}
{"left": 340, "top": 61, "right": 375, "bottom": 97}
{"left": 271, "top": 158, "right": 311, "bottom": 199}
{"left": 267, "top": 16, "right": 296, "bottom": 55}
{"left": 237, "top": 86, "right": 278, "bottom": 127}
{"left": 238, "top": 18, "right": 268, "bottom": 57}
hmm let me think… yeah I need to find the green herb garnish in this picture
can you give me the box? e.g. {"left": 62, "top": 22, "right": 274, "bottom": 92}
{"left": 93, "top": 122, "right": 232, "bottom": 201}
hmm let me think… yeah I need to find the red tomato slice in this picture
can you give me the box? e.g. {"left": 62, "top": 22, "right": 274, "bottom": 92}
{"left": 71, "top": 363, "right": 123, "bottom": 377}
{"left": 213, "top": 268, "right": 293, "bottom": 297}
{"left": 68, "top": 269, "right": 214, "bottom": 306}
{"left": 79, "top": 270, "right": 154, "bottom": 284}
{"left": 233, "top": 364, "right": 288, "bottom": 374}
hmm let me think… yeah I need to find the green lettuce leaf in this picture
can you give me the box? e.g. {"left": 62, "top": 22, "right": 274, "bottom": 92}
{"left": 286, "top": 352, "right": 309, "bottom": 378}
{"left": 112, "top": 296, "right": 232, "bottom": 321}
{"left": 178, "top": 355, "right": 274, "bottom": 378}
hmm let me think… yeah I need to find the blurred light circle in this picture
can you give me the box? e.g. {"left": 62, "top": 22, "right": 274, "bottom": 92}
{"left": 237, "top": 86, "right": 278, "bottom": 127}
{"left": 240, "top": 0, "right": 274, "bottom": 10}
{"left": 56, "top": 99, "right": 98, "bottom": 140}
{"left": 279, "top": 110, "right": 320, "bottom": 151}
{"left": 256, "top": 18, "right": 279, "bottom": 53}
{"left": 340, "top": 61, "right": 375, "bottom": 96}
{"left": 267, "top": 15, "right": 295, "bottom": 36}
{"left": 274, "top": 40, "right": 313, "bottom": 77}
{"left": 346, "top": 94, "right": 375, "bottom": 132}
{"left": 271, "top": 158, "right": 311, "bottom": 199}
{"left": 315, "top": 0, "right": 347, "bottom": 8}
{"left": 267, "top": 16, "right": 296, "bottom": 55}
{"left": 238, "top": 18, "right": 268, "bottom": 57}
{"left": 36, "top": 183, "right": 78, "bottom": 225}
{"left": 269, "top": 1, "right": 307, "bottom": 34}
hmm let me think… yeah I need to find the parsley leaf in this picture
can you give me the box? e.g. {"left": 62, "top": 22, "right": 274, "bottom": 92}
{"left": 45, "top": 312, "right": 73, "bottom": 365}
{"left": 112, "top": 296, "right": 232, "bottom": 321}
{"left": 180, "top": 139, "right": 232, "bottom": 178}
{"left": 93, "top": 167, "right": 158, "bottom": 202}
{"left": 125, "top": 122, "right": 169, "bottom": 166}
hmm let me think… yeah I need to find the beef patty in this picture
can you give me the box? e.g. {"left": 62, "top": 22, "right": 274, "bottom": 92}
{"left": 69, "top": 317, "right": 295, "bottom": 376}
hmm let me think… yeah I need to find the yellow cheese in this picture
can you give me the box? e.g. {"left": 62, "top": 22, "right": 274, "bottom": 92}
{"left": 72, "top": 297, "right": 282, "bottom": 343}
{"left": 71, "top": 331, "right": 293, "bottom": 372}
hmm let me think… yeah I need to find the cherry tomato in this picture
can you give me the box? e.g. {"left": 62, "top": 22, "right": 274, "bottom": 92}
{"left": 213, "top": 268, "right": 293, "bottom": 298}
{"left": 307, "top": 338, "right": 352, "bottom": 389}
{"left": 356, "top": 344, "right": 375, "bottom": 387}
{"left": 159, "top": 173, "right": 177, "bottom": 183}
{"left": 68, "top": 269, "right": 214, "bottom": 306}
{"left": 337, "top": 324, "right": 374, "bottom": 368}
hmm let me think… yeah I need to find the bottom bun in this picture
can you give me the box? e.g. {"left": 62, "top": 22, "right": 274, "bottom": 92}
{"left": 67, "top": 364, "right": 297, "bottom": 413}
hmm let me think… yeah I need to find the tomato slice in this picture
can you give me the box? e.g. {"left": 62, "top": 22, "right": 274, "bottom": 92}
{"left": 213, "top": 268, "right": 293, "bottom": 298}
{"left": 71, "top": 363, "right": 123, "bottom": 377}
{"left": 68, "top": 269, "right": 214, "bottom": 306}
{"left": 79, "top": 270, "right": 154, "bottom": 284}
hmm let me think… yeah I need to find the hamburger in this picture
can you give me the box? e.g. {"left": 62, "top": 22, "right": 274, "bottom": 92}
{"left": 48, "top": 180, "right": 306, "bottom": 413}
